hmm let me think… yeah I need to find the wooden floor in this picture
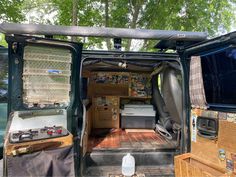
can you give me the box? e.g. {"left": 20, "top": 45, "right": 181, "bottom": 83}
{"left": 88, "top": 129, "right": 176, "bottom": 152}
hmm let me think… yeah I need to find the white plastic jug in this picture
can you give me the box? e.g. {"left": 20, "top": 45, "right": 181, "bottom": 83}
{"left": 122, "top": 153, "right": 135, "bottom": 176}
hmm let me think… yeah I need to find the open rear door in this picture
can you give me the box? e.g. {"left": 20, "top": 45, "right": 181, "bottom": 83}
{"left": 175, "top": 32, "right": 236, "bottom": 177}
{"left": 3, "top": 35, "right": 83, "bottom": 177}
{"left": 0, "top": 47, "right": 8, "bottom": 160}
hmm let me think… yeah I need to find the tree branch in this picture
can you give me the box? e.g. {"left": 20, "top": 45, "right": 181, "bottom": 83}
{"left": 72, "top": 0, "right": 78, "bottom": 42}
{"left": 105, "top": 0, "right": 112, "bottom": 50}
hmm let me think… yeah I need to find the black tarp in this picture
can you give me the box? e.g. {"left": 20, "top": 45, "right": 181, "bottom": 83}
{"left": 7, "top": 146, "right": 75, "bottom": 177}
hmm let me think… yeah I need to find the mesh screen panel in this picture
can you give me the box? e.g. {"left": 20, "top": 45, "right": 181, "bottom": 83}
{"left": 23, "top": 45, "right": 72, "bottom": 105}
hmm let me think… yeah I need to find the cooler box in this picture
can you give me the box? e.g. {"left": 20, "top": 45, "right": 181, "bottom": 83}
{"left": 121, "top": 104, "right": 156, "bottom": 129}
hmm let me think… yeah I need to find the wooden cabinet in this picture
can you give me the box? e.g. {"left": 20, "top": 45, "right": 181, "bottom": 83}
{"left": 175, "top": 153, "right": 231, "bottom": 177}
{"left": 92, "top": 96, "right": 119, "bottom": 128}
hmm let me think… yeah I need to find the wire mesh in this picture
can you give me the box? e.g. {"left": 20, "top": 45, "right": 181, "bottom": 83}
{"left": 23, "top": 45, "right": 72, "bottom": 105}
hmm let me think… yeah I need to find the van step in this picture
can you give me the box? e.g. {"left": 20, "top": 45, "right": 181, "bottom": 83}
{"left": 84, "top": 151, "right": 177, "bottom": 167}
{"left": 83, "top": 165, "right": 174, "bottom": 177}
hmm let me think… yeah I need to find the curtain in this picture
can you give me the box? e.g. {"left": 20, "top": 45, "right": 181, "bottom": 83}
{"left": 189, "top": 56, "right": 208, "bottom": 109}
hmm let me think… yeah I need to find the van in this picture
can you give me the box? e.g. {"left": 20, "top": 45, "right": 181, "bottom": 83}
{"left": 0, "top": 23, "right": 236, "bottom": 177}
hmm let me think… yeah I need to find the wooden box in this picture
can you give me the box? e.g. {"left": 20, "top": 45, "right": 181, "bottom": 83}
{"left": 174, "top": 153, "right": 229, "bottom": 177}
{"left": 92, "top": 96, "right": 120, "bottom": 128}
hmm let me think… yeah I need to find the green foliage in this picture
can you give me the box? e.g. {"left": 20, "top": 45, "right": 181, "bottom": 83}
{"left": 138, "top": 0, "right": 236, "bottom": 50}
{"left": 0, "top": 0, "right": 24, "bottom": 22}
{"left": 0, "top": 34, "right": 7, "bottom": 47}
{"left": 52, "top": 0, "right": 105, "bottom": 48}
{"left": 0, "top": 0, "right": 236, "bottom": 50}
{"left": 0, "top": 53, "right": 7, "bottom": 92}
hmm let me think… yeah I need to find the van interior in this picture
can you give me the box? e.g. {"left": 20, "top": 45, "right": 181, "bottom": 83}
{"left": 2, "top": 24, "right": 236, "bottom": 177}
{"left": 80, "top": 51, "right": 183, "bottom": 176}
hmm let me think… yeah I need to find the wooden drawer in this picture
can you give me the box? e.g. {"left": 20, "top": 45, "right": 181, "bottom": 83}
{"left": 174, "top": 153, "right": 231, "bottom": 177}
{"left": 93, "top": 106, "right": 119, "bottom": 128}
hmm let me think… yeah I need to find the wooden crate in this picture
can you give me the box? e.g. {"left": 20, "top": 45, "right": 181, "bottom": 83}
{"left": 174, "top": 153, "right": 230, "bottom": 177}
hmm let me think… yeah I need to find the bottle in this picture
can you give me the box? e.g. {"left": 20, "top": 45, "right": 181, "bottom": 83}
{"left": 122, "top": 153, "right": 135, "bottom": 176}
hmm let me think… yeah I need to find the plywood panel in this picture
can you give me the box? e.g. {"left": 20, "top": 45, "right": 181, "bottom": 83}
{"left": 88, "top": 129, "right": 176, "bottom": 151}
{"left": 82, "top": 106, "right": 92, "bottom": 156}
{"left": 87, "top": 106, "right": 92, "bottom": 135}
{"left": 5, "top": 133, "right": 73, "bottom": 156}
{"left": 174, "top": 153, "right": 228, "bottom": 177}
{"left": 93, "top": 106, "right": 120, "bottom": 128}
{"left": 190, "top": 109, "right": 236, "bottom": 171}
{"left": 218, "top": 120, "right": 236, "bottom": 152}
{"left": 125, "top": 129, "right": 155, "bottom": 133}
{"left": 82, "top": 70, "right": 91, "bottom": 77}
{"left": 191, "top": 135, "right": 227, "bottom": 168}
{"left": 88, "top": 83, "right": 129, "bottom": 97}
{"left": 92, "top": 96, "right": 120, "bottom": 129}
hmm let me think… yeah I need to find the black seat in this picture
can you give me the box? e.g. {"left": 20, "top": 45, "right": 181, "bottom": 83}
{"left": 162, "top": 67, "right": 182, "bottom": 126}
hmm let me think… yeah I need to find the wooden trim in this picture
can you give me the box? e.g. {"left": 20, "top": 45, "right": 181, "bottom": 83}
{"left": 5, "top": 133, "right": 73, "bottom": 156}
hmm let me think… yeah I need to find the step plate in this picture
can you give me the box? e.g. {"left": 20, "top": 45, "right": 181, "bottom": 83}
{"left": 85, "top": 151, "right": 177, "bottom": 166}
{"left": 84, "top": 165, "right": 174, "bottom": 177}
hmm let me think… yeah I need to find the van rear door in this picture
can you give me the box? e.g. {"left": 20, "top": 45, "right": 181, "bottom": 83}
{"left": 175, "top": 32, "right": 236, "bottom": 176}
{"left": 0, "top": 47, "right": 8, "bottom": 160}
{"left": 3, "top": 35, "right": 83, "bottom": 177}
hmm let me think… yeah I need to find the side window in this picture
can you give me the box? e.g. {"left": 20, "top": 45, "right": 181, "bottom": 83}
{"left": 201, "top": 48, "right": 236, "bottom": 105}
{"left": 0, "top": 47, "right": 8, "bottom": 148}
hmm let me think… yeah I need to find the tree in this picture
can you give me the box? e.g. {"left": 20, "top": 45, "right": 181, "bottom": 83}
{"left": 0, "top": 34, "right": 7, "bottom": 47}
{"left": 0, "top": 0, "right": 24, "bottom": 22}
{"left": 0, "top": 0, "right": 235, "bottom": 51}
{"left": 104, "top": 0, "right": 112, "bottom": 50}
{"left": 0, "top": 0, "right": 24, "bottom": 48}
{"left": 72, "top": 0, "right": 79, "bottom": 42}
{"left": 52, "top": 0, "right": 105, "bottom": 48}
{"left": 126, "top": 0, "right": 144, "bottom": 50}
{"left": 138, "top": 0, "right": 236, "bottom": 50}
{"left": 21, "top": 0, "right": 57, "bottom": 24}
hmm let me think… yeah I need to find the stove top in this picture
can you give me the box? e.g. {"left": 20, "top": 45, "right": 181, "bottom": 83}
{"left": 9, "top": 126, "right": 69, "bottom": 143}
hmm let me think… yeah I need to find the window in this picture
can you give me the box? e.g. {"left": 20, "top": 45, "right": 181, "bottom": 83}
{"left": 201, "top": 47, "right": 236, "bottom": 106}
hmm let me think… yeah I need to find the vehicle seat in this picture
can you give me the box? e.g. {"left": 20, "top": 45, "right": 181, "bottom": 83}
{"left": 162, "top": 67, "right": 182, "bottom": 126}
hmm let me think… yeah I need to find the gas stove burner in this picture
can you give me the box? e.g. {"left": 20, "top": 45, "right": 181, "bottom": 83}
{"left": 42, "top": 126, "right": 63, "bottom": 135}
{"left": 11, "top": 129, "right": 39, "bottom": 141}
{"left": 9, "top": 126, "right": 69, "bottom": 143}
